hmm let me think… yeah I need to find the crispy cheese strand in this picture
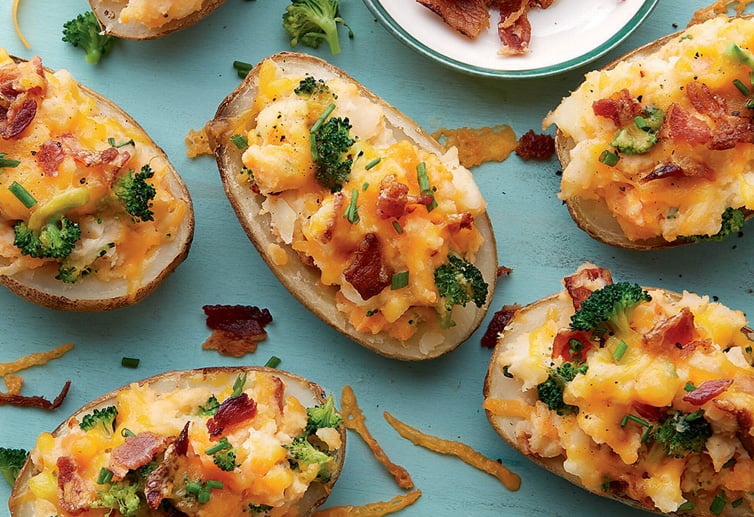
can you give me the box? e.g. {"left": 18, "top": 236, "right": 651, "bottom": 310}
{"left": 340, "top": 385, "right": 414, "bottom": 489}
{"left": 384, "top": 411, "right": 521, "bottom": 491}
{"left": 0, "top": 343, "right": 75, "bottom": 376}
{"left": 12, "top": 0, "right": 31, "bottom": 49}
{"left": 313, "top": 489, "right": 422, "bottom": 516}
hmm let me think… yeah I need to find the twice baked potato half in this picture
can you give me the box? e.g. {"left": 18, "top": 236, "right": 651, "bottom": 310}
{"left": 9, "top": 366, "right": 346, "bottom": 517}
{"left": 484, "top": 263, "right": 754, "bottom": 515}
{"left": 544, "top": 15, "right": 754, "bottom": 250}
{"left": 89, "top": 0, "right": 226, "bottom": 39}
{"left": 208, "top": 52, "right": 498, "bottom": 360}
{"left": 0, "top": 50, "right": 193, "bottom": 311}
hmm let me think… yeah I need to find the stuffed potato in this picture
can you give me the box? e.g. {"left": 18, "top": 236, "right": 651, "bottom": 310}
{"left": 208, "top": 52, "right": 498, "bottom": 360}
{"left": 9, "top": 366, "right": 345, "bottom": 517}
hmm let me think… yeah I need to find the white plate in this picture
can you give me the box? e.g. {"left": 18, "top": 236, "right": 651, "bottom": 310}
{"left": 362, "top": 0, "right": 660, "bottom": 78}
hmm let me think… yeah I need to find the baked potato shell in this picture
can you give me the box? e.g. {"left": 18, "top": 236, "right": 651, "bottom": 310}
{"left": 8, "top": 366, "right": 345, "bottom": 517}
{"left": 208, "top": 52, "right": 498, "bottom": 361}
{"left": 88, "top": 0, "right": 226, "bottom": 39}
{"left": 0, "top": 56, "right": 194, "bottom": 312}
{"left": 553, "top": 16, "right": 754, "bottom": 251}
{"left": 482, "top": 291, "right": 750, "bottom": 517}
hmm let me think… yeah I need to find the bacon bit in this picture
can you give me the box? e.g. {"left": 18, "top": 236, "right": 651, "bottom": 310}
{"left": 340, "top": 385, "right": 414, "bottom": 490}
{"left": 109, "top": 432, "right": 171, "bottom": 479}
{"left": 145, "top": 424, "right": 190, "bottom": 509}
{"left": 57, "top": 456, "right": 93, "bottom": 514}
{"left": 497, "top": 265, "right": 513, "bottom": 277}
{"left": 343, "top": 233, "right": 392, "bottom": 300}
{"left": 416, "top": 0, "right": 490, "bottom": 38}
{"left": 631, "top": 401, "right": 666, "bottom": 422}
{"left": 683, "top": 378, "right": 734, "bottom": 406}
{"left": 480, "top": 304, "right": 521, "bottom": 349}
{"left": 174, "top": 421, "right": 190, "bottom": 456}
{"left": 2, "top": 98, "right": 36, "bottom": 139}
{"left": 592, "top": 89, "right": 643, "bottom": 127}
{"left": 376, "top": 175, "right": 409, "bottom": 219}
{"left": 644, "top": 307, "right": 697, "bottom": 351}
{"left": 384, "top": 411, "right": 521, "bottom": 491}
{"left": 497, "top": 0, "right": 533, "bottom": 56}
{"left": 563, "top": 266, "right": 613, "bottom": 310}
{"left": 37, "top": 139, "right": 65, "bottom": 175}
{"left": 515, "top": 130, "right": 555, "bottom": 161}
{"left": 432, "top": 125, "right": 517, "bottom": 168}
{"left": 202, "top": 305, "right": 273, "bottom": 357}
{"left": 206, "top": 393, "right": 258, "bottom": 439}
{"left": 0, "top": 380, "right": 71, "bottom": 410}
{"left": 662, "top": 104, "right": 712, "bottom": 146}
{"left": 314, "top": 489, "right": 422, "bottom": 516}
{"left": 551, "top": 330, "right": 593, "bottom": 363}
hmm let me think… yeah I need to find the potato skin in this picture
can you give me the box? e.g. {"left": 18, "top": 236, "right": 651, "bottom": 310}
{"left": 0, "top": 56, "right": 194, "bottom": 311}
{"left": 209, "top": 52, "right": 498, "bottom": 360}
{"left": 9, "top": 366, "right": 346, "bottom": 517}
{"left": 88, "top": 0, "right": 226, "bottom": 39}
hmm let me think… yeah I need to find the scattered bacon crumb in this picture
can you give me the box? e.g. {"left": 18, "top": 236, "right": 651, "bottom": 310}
{"left": 0, "top": 380, "right": 71, "bottom": 410}
{"left": 202, "top": 305, "right": 273, "bottom": 357}
{"left": 481, "top": 304, "right": 521, "bottom": 349}
{"left": 433, "top": 125, "right": 518, "bottom": 168}
{"left": 515, "top": 130, "right": 555, "bottom": 161}
{"left": 207, "top": 393, "right": 258, "bottom": 439}
{"left": 683, "top": 378, "right": 734, "bottom": 405}
{"left": 384, "top": 411, "right": 521, "bottom": 491}
{"left": 0, "top": 343, "right": 75, "bottom": 410}
{"left": 340, "top": 385, "right": 414, "bottom": 489}
{"left": 314, "top": 489, "right": 422, "bottom": 516}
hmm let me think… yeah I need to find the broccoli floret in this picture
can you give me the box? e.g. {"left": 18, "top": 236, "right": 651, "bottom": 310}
{"left": 305, "top": 393, "right": 343, "bottom": 435}
{"left": 62, "top": 11, "right": 116, "bottom": 65}
{"left": 536, "top": 362, "right": 588, "bottom": 415}
{"left": 0, "top": 447, "right": 28, "bottom": 487}
{"left": 205, "top": 437, "right": 238, "bottom": 472}
{"left": 285, "top": 435, "right": 333, "bottom": 481}
{"left": 79, "top": 406, "right": 118, "bottom": 437}
{"left": 434, "top": 255, "right": 489, "bottom": 328}
{"left": 651, "top": 410, "right": 712, "bottom": 458}
{"left": 295, "top": 76, "right": 332, "bottom": 97}
{"left": 570, "top": 281, "right": 651, "bottom": 338}
{"left": 13, "top": 217, "right": 81, "bottom": 259}
{"left": 610, "top": 106, "right": 665, "bottom": 155}
{"left": 282, "top": 0, "right": 353, "bottom": 55}
{"left": 113, "top": 165, "right": 157, "bottom": 222}
{"left": 91, "top": 481, "right": 142, "bottom": 517}
{"left": 198, "top": 395, "right": 220, "bottom": 416}
{"left": 683, "top": 207, "right": 745, "bottom": 242}
{"left": 312, "top": 115, "right": 355, "bottom": 192}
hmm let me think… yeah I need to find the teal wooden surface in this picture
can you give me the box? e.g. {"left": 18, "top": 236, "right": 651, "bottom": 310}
{"left": 1, "top": 1, "right": 752, "bottom": 515}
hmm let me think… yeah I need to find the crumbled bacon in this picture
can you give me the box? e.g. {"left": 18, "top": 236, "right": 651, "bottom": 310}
{"left": 497, "top": 0, "right": 532, "bottom": 56}
{"left": 551, "top": 330, "right": 593, "bottom": 362}
{"left": 202, "top": 305, "right": 273, "bottom": 357}
{"left": 685, "top": 81, "right": 754, "bottom": 150}
{"left": 662, "top": 103, "right": 712, "bottom": 145}
{"left": 515, "top": 130, "right": 555, "bottom": 161}
{"left": 145, "top": 425, "right": 189, "bottom": 510}
{"left": 57, "top": 456, "right": 92, "bottom": 514}
{"left": 416, "top": 0, "right": 491, "bottom": 38}
{"left": 343, "top": 232, "right": 392, "bottom": 300}
{"left": 206, "top": 393, "right": 258, "bottom": 439}
{"left": 592, "top": 89, "right": 643, "bottom": 127}
{"left": 0, "top": 380, "right": 71, "bottom": 410}
{"left": 36, "top": 139, "right": 65, "bottom": 175}
{"left": 60, "top": 133, "right": 131, "bottom": 172}
{"left": 563, "top": 266, "right": 613, "bottom": 310}
{"left": 0, "top": 56, "right": 45, "bottom": 140}
{"left": 683, "top": 378, "right": 734, "bottom": 406}
{"left": 109, "top": 432, "right": 170, "bottom": 479}
{"left": 644, "top": 308, "right": 697, "bottom": 352}
{"left": 481, "top": 304, "right": 521, "bottom": 348}
{"left": 631, "top": 402, "right": 666, "bottom": 422}
{"left": 376, "top": 175, "right": 409, "bottom": 219}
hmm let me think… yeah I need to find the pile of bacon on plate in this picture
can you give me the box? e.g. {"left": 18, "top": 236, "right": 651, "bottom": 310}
{"left": 416, "top": 0, "right": 555, "bottom": 55}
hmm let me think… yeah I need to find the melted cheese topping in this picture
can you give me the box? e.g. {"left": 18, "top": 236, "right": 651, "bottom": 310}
{"left": 0, "top": 50, "right": 187, "bottom": 295}
{"left": 119, "top": 0, "right": 205, "bottom": 28}
{"left": 492, "top": 273, "right": 754, "bottom": 513}
{"left": 544, "top": 16, "right": 754, "bottom": 242}
{"left": 20, "top": 370, "right": 341, "bottom": 516}
{"left": 239, "top": 59, "right": 487, "bottom": 341}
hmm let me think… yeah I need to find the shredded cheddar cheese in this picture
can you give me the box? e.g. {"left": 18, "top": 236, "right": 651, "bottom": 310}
{"left": 12, "top": 0, "right": 31, "bottom": 48}
{"left": 118, "top": 0, "right": 206, "bottom": 28}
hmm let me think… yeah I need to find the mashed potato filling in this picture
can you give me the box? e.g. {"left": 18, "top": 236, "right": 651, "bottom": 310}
{"left": 544, "top": 16, "right": 754, "bottom": 243}
{"left": 119, "top": 0, "right": 206, "bottom": 28}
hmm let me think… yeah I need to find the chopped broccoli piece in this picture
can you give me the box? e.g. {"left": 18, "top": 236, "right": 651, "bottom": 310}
{"left": 305, "top": 393, "right": 343, "bottom": 435}
{"left": 0, "top": 447, "right": 28, "bottom": 487}
{"left": 610, "top": 106, "right": 665, "bottom": 155}
{"left": 79, "top": 406, "right": 118, "bottom": 437}
{"left": 285, "top": 435, "right": 333, "bottom": 481}
{"left": 683, "top": 207, "right": 745, "bottom": 242}
{"left": 91, "top": 481, "right": 142, "bottom": 517}
{"left": 651, "top": 410, "right": 712, "bottom": 458}
{"left": 312, "top": 115, "right": 355, "bottom": 192}
{"left": 295, "top": 76, "right": 332, "bottom": 97}
{"left": 113, "top": 165, "right": 157, "bottom": 222}
{"left": 570, "top": 281, "right": 651, "bottom": 338}
{"left": 205, "top": 437, "right": 238, "bottom": 472}
{"left": 536, "top": 362, "right": 588, "bottom": 415}
{"left": 434, "top": 255, "right": 489, "bottom": 328}
{"left": 62, "top": 11, "right": 116, "bottom": 65}
{"left": 282, "top": 0, "right": 353, "bottom": 55}
{"left": 13, "top": 217, "right": 81, "bottom": 259}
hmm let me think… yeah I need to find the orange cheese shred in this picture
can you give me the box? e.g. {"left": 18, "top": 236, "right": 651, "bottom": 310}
{"left": 4, "top": 374, "right": 24, "bottom": 395}
{"left": 313, "top": 489, "right": 422, "bottom": 516}
{"left": 0, "top": 342, "right": 74, "bottom": 377}
{"left": 384, "top": 411, "right": 521, "bottom": 491}
{"left": 483, "top": 397, "right": 535, "bottom": 419}
{"left": 12, "top": 0, "right": 31, "bottom": 49}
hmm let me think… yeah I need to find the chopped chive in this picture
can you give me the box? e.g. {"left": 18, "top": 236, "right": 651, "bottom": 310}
{"left": 8, "top": 181, "right": 37, "bottom": 208}
{"left": 97, "top": 468, "right": 113, "bottom": 484}
{"left": 121, "top": 357, "right": 140, "bottom": 368}
{"left": 599, "top": 149, "right": 620, "bottom": 166}
{"left": 206, "top": 480, "right": 224, "bottom": 489}
{"left": 205, "top": 438, "right": 232, "bottom": 455}
{"left": 198, "top": 490, "right": 211, "bottom": 504}
{"left": 634, "top": 115, "right": 650, "bottom": 130}
{"left": 722, "top": 457, "right": 737, "bottom": 469}
{"left": 185, "top": 481, "right": 202, "bottom": 494}
{"left": 233, "top": 60, "right": 253, "bottom": 79}
{"left": 264, "top": 356, "right": 281, "bottom": 368}
{"left": 107, "top": 137, "right": 134, "bottom": 148}
{"left": 362, "top": 182, "right": 369, "bottom": 191}
{"left": 677, "top": 501, "right": 695, "bottom": 511}
{"left": 416, "top": 162, "right": 437, "bottom": 211}
{"left": 613, "top": 340, "right": 628, "bottom": 362}
{"left": 620, "top": 414, "right": 650, "bottom": 428}
{"left": 310, "top": 103, "right": 336, "bottom": 134}
{"left": 747, "top": 98, "right": 754, "bottom": 109}
{"left": 365, "top": 157, "right": 381, "bottom": 170}
{"left": 392, "top": 220, "right": 403, "bottom": 234}
{"left": 391, "top": 271, "right": 409, "bottom": 290}
{"left": 231, "top": 372, "right": 247, "bottom": 397}
{"left": 684, "top": 381, "right": 696, "bottom": 392}
{"left": 310, "top": 133, "right": 318, "bottom": 161}
{"left": 710, "top": 492, "right": 726, "bottom": 515}
{"left": 733, "top": 78, "right": 750, "bottom": 95}
{"left": 121, "top": 428, "right": 135, "bottom": 438}
{"left": 344, "top": 189, "right": 360, "bottom": 223}
{"left": 230, "top": 134, "right": 248, "bottom": 150}
{"left": 732, "top": 498, "right": 744, "bottom": 508}
{"left": 640, "top": 425, "right": 654, "bottom": 444}
{"left": 0, "top": 153, "right": 21, "bottom": 168}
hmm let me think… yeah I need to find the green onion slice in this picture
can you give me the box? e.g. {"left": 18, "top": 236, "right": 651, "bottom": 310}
{"left": 391, "top": 271, "right": 409, "bottom": 290}
{"left": 9, "top": 181, "right": 37, "bottom": 208}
